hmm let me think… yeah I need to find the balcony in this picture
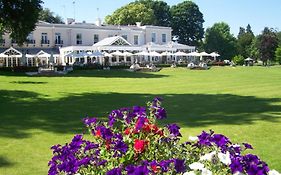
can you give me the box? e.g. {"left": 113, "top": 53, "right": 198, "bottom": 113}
{"left": 41, "top": 40, "right": 50, "bottom": 44}
{"left": 55, "top": 39, "right": 63, "bottom": 45}
{"left": 26, "top": 39, "right": 35, "bottom": 44}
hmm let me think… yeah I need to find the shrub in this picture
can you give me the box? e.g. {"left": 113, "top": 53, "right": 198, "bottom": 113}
{"left": 233, "top": 55, "right": 245, "bottom": 65}
{"left": 48, "top": 98, "right": 279, "bottom": 175}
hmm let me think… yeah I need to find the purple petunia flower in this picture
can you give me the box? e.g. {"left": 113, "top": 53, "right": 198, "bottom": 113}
{"left": 166, "top": 123, "right": 182, "bottom": 137}
{"left": 230, "top": 157, "right": 244, "bottom": 174}
{"left": 174, "top": 158, "right": 186, "bottom": 173}
{"left": 83, "top": 117, "right": 97, "bottom": 127}
{"left": 113, "top": 140, "right": 128, "bottom": 157}
{"left": 126, "top": 165, "right": 149, "bottom": 175}
{"left": 243, "top": 143, "right": 253, "bottom": 150}
{"left": 107, "top": 167, "right": 122, "bottom": 175}
{"left": 197, "top": 131, "right": 212, "bottom": 146}
{"left": 212, "top": 134, "right": 230, "bottom": 147}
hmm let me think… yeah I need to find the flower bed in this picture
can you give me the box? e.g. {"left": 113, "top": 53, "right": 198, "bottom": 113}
{"left": 48, "top": 98, "right": 280, "bottom": 175}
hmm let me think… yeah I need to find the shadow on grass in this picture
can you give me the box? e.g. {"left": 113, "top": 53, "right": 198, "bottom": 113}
{"left": 1, "top": 90, "right": 281, "bottom": 139}
{"left": 10, "top": 81, "right": 48, "bottom": 84}
{"left": 0, "top": 156, "right": 14, "bottom": 168}
{"left": 0, "top": 70, "right": 168, "bottom": 79}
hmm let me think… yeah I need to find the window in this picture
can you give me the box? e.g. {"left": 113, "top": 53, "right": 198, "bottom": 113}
{"left": 162, "top": 34, "right": 167, "bottom": 43}
{"left": 151, "top": 33, "right": 156, "bottom": 43}
{"left": 94, "top": 34, "right": 99, "bottom": 44}
{"left": 55, "top": 33, "right": 62, "bottom": 44}
{"left": 41, "top": 33, "right": 49, "bottom": 44}
{"left": 134, "top": 35, "right": 139, "bottom": 45}
{"left": 121, "top": 35, "right": 127, "bottom": 41}
{"left": 76, "top": 33, "right": 82, "bottom": 45}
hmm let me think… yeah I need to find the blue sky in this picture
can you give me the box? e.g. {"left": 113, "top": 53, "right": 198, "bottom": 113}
{"left": 42, "top": 0, "right": 281, "bottom": 36}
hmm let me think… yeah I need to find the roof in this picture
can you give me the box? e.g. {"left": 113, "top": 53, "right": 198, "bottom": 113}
{"left": 93, "top": 36, "right": 132, "bottom": 46}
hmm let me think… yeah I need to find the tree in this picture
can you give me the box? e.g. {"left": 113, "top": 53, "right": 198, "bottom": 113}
{"left": 38, "top": 8, "right": 64, "bottom": 24}
{"left": 170, "top": 1, "right": 204, "bottom": 46}
{"left": 136, "top": 0, "right": 171, "bottom": 26}
{"left": 203, "top": 22, "right": 237, "bottom": 60}
{"left": 0, "top": 0, "right": 43, "bottom": 45}
{"left": 233, "top": 55, "right": 245, "bottom": 65}
{"left": 275, "top": 46, "right": 281, "bottom": 65}
{"left": 237, "top": 24, "right": 255, "bottom": 58}
{"left": 105, "top": 3, "right": 155, "bottom": 25}
{"left": 257, "top": 27, "right": 279, "bottom": 65}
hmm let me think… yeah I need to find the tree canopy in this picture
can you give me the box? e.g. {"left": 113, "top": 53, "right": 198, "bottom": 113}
{"left": 136, "top": 0, "right": 171, "bottom": 26}
{"left": 38, "top": 8, "right": 64, "bottom": 24}
{"left": 170, "top": 1, "right": 204, "bottom": 46}
{"left": 257, "top": 27, "right": 279, "bottom": 65}
{"left": 237, "top": 24, "right": 255, "bottom": 58}
{"left": 0, "top": 0, "right": 43, "bottom": 45}
{"left": 203, "top": 22, "right": 237, "bottom": 60}
{"left": 105, "top": 3, "right": 154, "bottom": 25}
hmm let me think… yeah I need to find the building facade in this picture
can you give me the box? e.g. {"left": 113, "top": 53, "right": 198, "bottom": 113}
{"left": 0, "top": 20, "right": 195, "bottom": 67}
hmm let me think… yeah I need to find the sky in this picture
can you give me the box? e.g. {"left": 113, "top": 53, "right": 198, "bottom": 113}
{"left": 42, "top": 0, "right": 281, "bottom": 36}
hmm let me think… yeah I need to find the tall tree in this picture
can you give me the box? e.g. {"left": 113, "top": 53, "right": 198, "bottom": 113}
{"left": 204, "top": 22, "right": 237, "bottom": 60}
{"left": 105, "top": 3, "right": 154, "bottom": 25}
{"left": 275, "top": 46, "right": 281, "bottom": 65}
{"left": 0, "top": 0, "right": 43, "bottom": 45}
{"left": 257, "top": 27, "right": 279, "bottom": 65}
{"left": 237, "top": 24, "right": 255, "bottom": 58}
{"left": 170, "top": 1, "right": 204, "bottom": 46}
{"left": 38, "top": 8, "right": 64, "bottom": 24}
{"left": 136, "top": 0, "right": 171, "bottom": 26}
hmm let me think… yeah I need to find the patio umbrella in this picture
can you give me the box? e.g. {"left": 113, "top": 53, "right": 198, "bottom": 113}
{"left": 209, "top": 52, "right": 220, "bottom": 60}
{"left": 209, "top": 52, "right": 220, "bottom": 57}
{"left": 149, "top": 51, "right": 161, "bottom": 57}
{"left": 187, "top": 51, "right": 201, "bottom": 57}
{"left": 161, "top": 51, "right": 174, "bottom": 56}
{"left": 103, "top": 52, "right": 113, "bottom": 57}
{"left": 123, "top": 51, "right": 133, "bottom": 57}
{"left": 134, "top": 51, "right": 150, "bottom": 56}
{"left": 111, "top": 51, "right": 124, "bottom": 56}
{"left": 245, "top": 57, "right": 253, "bottom": 61}
{"left": 200, "top": 51, "right": 210, "bottom": 57}
{"left": 174, "top": 51, "right": 188, "bottom": 56}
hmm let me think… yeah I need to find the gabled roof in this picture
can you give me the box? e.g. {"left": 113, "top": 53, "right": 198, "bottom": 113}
{"left": 93, "top": 36, "right": 131, "bottom": 46}
{"left": 1, "top": 47, "right": 22, "bottom": 57}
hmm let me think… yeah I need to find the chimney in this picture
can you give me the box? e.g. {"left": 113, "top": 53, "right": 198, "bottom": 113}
{"left": 95, "top": 18, "right": 102, "bottom": 26}
{"left": 136, "top": 22, "right": 141, "bottom": 27}
{"left": 65, "top": 18, "right": 75, "bottom": 25}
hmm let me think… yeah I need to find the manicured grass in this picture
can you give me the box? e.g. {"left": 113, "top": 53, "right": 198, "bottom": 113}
{"left": 0, "top": 66, "right": 281, "bottom": 174}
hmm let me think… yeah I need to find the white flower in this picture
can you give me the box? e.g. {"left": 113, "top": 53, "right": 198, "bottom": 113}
{"left": 269, "top": 170, "right": 281, "bottom": 175}
{"left": 201, "top": 168, "right": 213, "bottom": 175}
{"left": 218, "top": 151, "right": 231, "bottom": 165}
{"left": 233, "top": 172, "right": 244, "bottom": 175}
{"left": 189, "top": 136, "right": 198, "bottom": 141}
{"left": 183, "top": 171, "right": 196, "bottom": 175}
{"left": 189, "top": 162, "right": 204, "bottom": 170}
{"left": 200, "top": 151, "right": 216, "bottom": 161}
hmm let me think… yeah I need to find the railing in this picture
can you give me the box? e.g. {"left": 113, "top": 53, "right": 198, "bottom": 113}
{"left": 41, "top": 40, "right": 50, "bottom": 44}
{"left": 55, "top": 40, "right": 63, "bottom": 45}
{"left": 26, "top": 39, "right": 35, "bottom": 44}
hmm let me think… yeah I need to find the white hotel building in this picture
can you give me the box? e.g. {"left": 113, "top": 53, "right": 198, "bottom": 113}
{"left": 0, "top": 19, "right": 195, "bottom": 67}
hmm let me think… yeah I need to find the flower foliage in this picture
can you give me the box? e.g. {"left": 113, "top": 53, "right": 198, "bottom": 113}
{"left": 48, "top": 98, "right": 279, "bottom": 175}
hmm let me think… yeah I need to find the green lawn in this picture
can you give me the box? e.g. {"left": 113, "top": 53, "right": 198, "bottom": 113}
{"left": 0, "top": 66, "right": 281, "bottom": 174}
